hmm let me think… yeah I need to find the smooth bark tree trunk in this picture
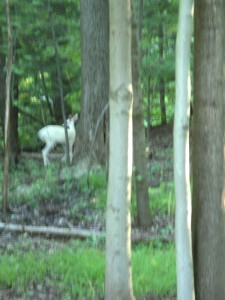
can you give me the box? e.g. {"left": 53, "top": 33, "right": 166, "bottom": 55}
{"left": 131, "top": 0, "right": 152, "bottom": 228}
{"left": 192, "top": 0, "right": 225, "bottom": 299}
{"left": 74, "top": 0, "right": 109, "bottom": 166}
{"left": 105, "top": 0, "right": 134, "bottom": 299}
{"left": 174, "top": 0, "right": 195, "bottom": 299}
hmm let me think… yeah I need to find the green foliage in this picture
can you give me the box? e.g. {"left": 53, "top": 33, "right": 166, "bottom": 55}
{"left": 0, "top": 0, "right": 81, "bottom": 151}
{"left": 141, "top": 0, "right": 178, "bottom": 126}
{"left": 1, "top": 0, "right": 179, "bottom": 150}
{"left": 149, "top": 182, "right": 175, "bottom": 217}
{"left": 0, "top": 241, "right": 176, "bottom": 298}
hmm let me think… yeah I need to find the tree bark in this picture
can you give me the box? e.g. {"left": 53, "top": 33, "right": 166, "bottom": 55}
{"left": 74, "top": 0, "right": 109, "bottom": 166}
{"left": 105, "top": 0, "right": 134, "bottom": 299}
{"left": 2, "top": 0, "right": 13, "bottom": 221}
{"left": 131, "top": 0, "right": 152, "bottom": 228}
{"left": 0, "top": 27, "right": 20, "bottom": 167}
{"left": 147, "top": 74, "right": 151, "bottom": 142}
{"left": 192, "top": 0, "right": 225, "bottom": 299}
{"left": 40, "top": 69, "right": 55, "bottom": 122}
{"left": 158, "top": 23, "right": 166, "bottom": 125}
{"left": 48, "top": 0, "right": 70, "bottom": 166}
{"left": 174, "top": 0, "right": 195, "bottom": 298}
{"left": 138, "top": 0, "right": 143, "bottom": 45}
{"left": 0, "top": 27, "right": 6, "bottom": 134}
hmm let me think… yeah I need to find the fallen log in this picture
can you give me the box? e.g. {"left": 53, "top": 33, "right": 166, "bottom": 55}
{"left": 0, "top": 222, "right": 173, "bottom": 243}
{"left": 0, "top": 222, "right": 103, "bottom": 239}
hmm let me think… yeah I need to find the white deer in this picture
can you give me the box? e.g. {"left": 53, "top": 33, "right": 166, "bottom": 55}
{"left": 38, "top": 114, "right": 78, "bottom": 166}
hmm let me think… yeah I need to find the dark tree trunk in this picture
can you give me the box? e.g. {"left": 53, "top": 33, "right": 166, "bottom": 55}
{"left": 192, "top": 0, "right": 225, "bottom": 298}
{"left": 40, "top": 69, "right": 55, "bottom": 122}
{"left": 0, "top": 27, "right": 20, "bottom": 167}
{"left": 138, "top": 0, "right": 143, "bottom": 62}
{"left": 2, "top": 0, "right": 13, "bottom": 220}
{"left": 10, "top": 79, "right": 20, "bottom": 166}
{"left": 131, "top": 0, "right": 152, "bottom": 228}
{"left": 158, "top": 23, "right": 166, "bottom": 125}
{"left": 74, "top": 0, "right": 109, "bottom": 165}
{"left": 147, "top": 74, "right": 151, "bottom": 142}
{"left": 53, "top": 95, "right": 62, "bottom": 123}
{"left": 0, "top": 31, "right": 5, "bottom": 130}
{"left": 138, "top": 0, "right": 143, "bottom": 45}
{"left": 0, "top": 26, "right": 6, "bottom": 132}
{"left": 159, "top": 77, "right": 166, "bottom": 125}
{"left": 48, "top": 0, "right": 70, "bottom": 166}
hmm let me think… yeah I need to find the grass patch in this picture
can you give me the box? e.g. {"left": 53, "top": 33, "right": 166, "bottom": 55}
{"left": 0, "top": 241, "right": 176, "bottom": 299}
{"left": 133, "top": 244, "right": 176, "bottom": 297}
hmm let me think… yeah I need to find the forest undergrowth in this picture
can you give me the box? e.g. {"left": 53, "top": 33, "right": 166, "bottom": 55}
{"left": 0, "top": 124, "right": 176, "bottom": 300}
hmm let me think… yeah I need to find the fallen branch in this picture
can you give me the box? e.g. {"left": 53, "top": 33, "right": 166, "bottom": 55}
{"left": 0, "top": 222, "right": 173, "bottom": 243}
{"left": 0, "top": 222, "right": 103, "bottom": 239}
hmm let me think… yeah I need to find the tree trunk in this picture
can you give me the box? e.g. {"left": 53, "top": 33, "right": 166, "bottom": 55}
{"left": 0, "top": 27, "right": 20, "bottom": 167}
{"left": 159, "top": 77, "right": 166, "bottom": 125}
{"left": 40, "top": 69, "right": 55, "bottom": 122}
{"left": 48, "top": 0, "right": 70, "bottom": 166}
{"left": 138, "top": 0, "right": 143, "bottom": 60}
{"left": 174, "top": 0, "right": 195, "bottom": 298}
{"left": 2, "top": 0, "right": 13, "bottom": 220}
{"left": 147, "top": 74, "right": 151, "bottom": 142}
{"left": 105, "top": 0, "right": 134, "bottom": 299}
{"left": 138, "top": 0, "right": 143, "bottom": 45}
{"left": 74, "top": 0, "right": 109, "bottom": 166}
{"left": 131, "top": 0, "right": 152, "bottom": 228}
{"left": 192, "top": 0, "right": 225, "bottom": 299}
{"left": 158, "top": 24, "right": 166, "bottom": 125}
{"left": 0, "top": 28, "right": 6, "bottom": 130}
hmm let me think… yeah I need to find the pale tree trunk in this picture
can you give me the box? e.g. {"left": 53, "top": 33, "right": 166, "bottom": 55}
{"left": 131, "top": 0, "right": 152, "bottom": 228}
{"left": 105, "top": 0, "right": 134, "bottom": 299}
{"left": 192, "top": 0, "right": 225, "bottom": 299}
{"left": 74, "top": 0, "right": 109, "bottom": 166}
{"left": 174, "top": 0, "right": 195, "bottom": 299}
{"left": 2, "top": 0, "right": 13, "bottom": 221}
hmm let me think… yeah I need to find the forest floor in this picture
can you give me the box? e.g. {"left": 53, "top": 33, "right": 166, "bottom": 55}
{"left": 0, "top": 124, "right": 176, "bottom": 300}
